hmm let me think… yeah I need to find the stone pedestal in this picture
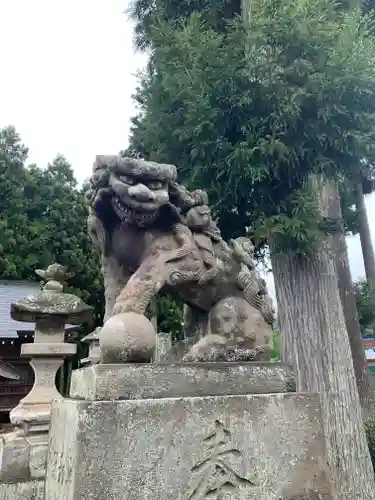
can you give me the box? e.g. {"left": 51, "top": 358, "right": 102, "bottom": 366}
{"left": 45, "top": 363, "right": 333, "bottom": 500}
{"left": 0, "top": 480, "right": 45, "bottom": 500}
{"left": 0, "top": 429, "right": 48, "bottom": 500}
{"left": 10, "top": 339, "right": 76, "bottom": 428}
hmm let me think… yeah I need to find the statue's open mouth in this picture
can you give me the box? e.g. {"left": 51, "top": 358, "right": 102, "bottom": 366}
{"left": 112, "top": 196, "right": 159, "bottom": 226}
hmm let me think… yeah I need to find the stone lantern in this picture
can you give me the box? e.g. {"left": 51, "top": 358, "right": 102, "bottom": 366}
{"left": 0, "top": 264, "right": 93, "bottom": 497}
{"left": 9, "top": 264, "right": 93, "bottom": 431}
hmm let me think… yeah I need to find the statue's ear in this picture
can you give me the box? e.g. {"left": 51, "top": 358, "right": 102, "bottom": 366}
{"left": 35, "top": 269, "right": 46, "bottom": 279}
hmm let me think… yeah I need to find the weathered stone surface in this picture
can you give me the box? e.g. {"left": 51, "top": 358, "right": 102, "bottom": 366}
{"left": 28, "top": 445, "right": 47, "bottom": 480}
{"left": 25, "top": 435, "right": 48, "bottom": 481}
{"left": 21, "top": 343, "right": 76, "bottom": 357}
{"left": 0, "top": 480, "right": 44, "bottom": 500}
{"left": 0, "top": 433, "right": 30, "bottom": 483}
{"left": 11, "top": 289, "right": 92, "bottom": 324}
{"left": 81, "top": 327, "right": 101, "bottom": 365}
{"left": 99, "top": 312, "right": 156, "bottom": 363}
{"left": 152, "top": 332, "right": 172, "bottom": 363}
{"left": 70, "top": 362, "right": 296, "bottom": 401}
{"left": 45, "top": 393, "right": 333, "bottom": 500}
{"left": 159, "top": 335, "right": 197, "bottom": 363}
{"left": 0, "top": 431, "right": 48, "bottom": 485}
{"left": 181, "top": 297, "right": 275, "bottom": 363}
{"left": 183, "top": 333, "right": 271, "bottom": 362}
{"left": 11, "top": 290, "right": 92, "bottom": 325}
{"left": 165, "top": 316, "right": 273, "bottom": 362}
{"left": 10, "top": 342, "right": 76, "bottom": 427}
{"left": 11, "top": 264, "right": 93, "bottom": 325}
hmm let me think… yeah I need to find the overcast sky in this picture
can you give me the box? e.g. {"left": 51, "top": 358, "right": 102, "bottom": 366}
{"left": 0, "top": 0, "right": 374, "bottom": 301}
{"left": 0, "top": 0, "right": 147, "bottom": 183}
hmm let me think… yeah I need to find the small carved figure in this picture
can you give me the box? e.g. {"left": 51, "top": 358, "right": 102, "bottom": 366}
{"left": 86, "top": 156, "right": 275, "bottom": 362}
{"left": 35, "top": 264, "right": 74, "bottom": 292}
{"left": 184, "top": 205, "right": 220, "bottom": 285}
{"left": 184, "top": 297, "right": 272, "bottom": 362}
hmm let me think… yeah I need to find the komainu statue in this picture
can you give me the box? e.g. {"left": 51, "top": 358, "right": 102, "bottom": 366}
{"left": 86, "top": 156, "right": 275, "bottom": 363}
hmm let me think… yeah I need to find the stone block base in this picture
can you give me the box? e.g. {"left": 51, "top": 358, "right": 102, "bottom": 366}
{"left": 0, "top": 480, "right": 44, "bottom": 500}
{"left": 70, "top": 362, "right": 296, "bottom": 400}
{"left": 45, "top": 392, "right": 333, "bottom": 499}
{"left": 0, "top": 430, "right": 48, "bottom": 484}
{"left": 0, "top": 427, "right": 48, "bottom": 500}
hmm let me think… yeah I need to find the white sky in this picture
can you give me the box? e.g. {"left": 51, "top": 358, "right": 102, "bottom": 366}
{"left": 0, "top": 0, "right": 374, "bottom": 302}
{"left": 0, "top": 0, "right": 147, "bottom": 183}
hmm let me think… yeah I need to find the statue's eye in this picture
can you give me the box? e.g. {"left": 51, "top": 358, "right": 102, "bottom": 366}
{"left": 147, "top": 181, "right": 163, "bottom": 190}
{"left": 119, "top": 175, "right": 135, "bottom": 185}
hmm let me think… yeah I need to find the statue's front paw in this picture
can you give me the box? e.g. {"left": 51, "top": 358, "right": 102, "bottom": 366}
{"left": 254, "top": 344, "right": 271, "bottom": 361}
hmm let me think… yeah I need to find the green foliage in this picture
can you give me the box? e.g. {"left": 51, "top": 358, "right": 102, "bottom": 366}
{"left": 128, "top": 0, "right": 375, "bottom": 250}
{"left": 340, "top": 180, "right": 360, "bottom": 234}
{"left": 340, "top": 170, "right": 375, "bottom": 235}
{"left": 354, "top": 279, "right": 375, "bottom": 333}
{"left": 271, "top": 330, "right": 281, "bottom": 361}
{"left": 365, "top": 407, "right": 375, "bottom": 472}
{"left": 0, "top": 126, "right": 31, "bottom": 276}
{"left": 0, "top": 126, "right": 103, "bottom": 326}
{"left": 128, "top": 0, "right": 242, "bottom": 51}
{"left": 156, "top": 295, "right": 183, "bottom": 342}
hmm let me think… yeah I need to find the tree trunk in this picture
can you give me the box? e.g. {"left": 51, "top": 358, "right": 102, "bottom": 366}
{"left": 271, "top": 176, "right": 375, "bottom": 499}
{"left": 328, "top": 185, "right": 374, "bottom": 418}
{"left": 355, "top": 181, "right": 375, "bottom": 338}
{"left": 356, "top": 181, "right": 375, "bottom": 288}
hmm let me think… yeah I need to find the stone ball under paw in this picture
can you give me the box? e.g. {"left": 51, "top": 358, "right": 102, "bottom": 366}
{"left": 99, "top": 312, "right": 156, "bottom": 363}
